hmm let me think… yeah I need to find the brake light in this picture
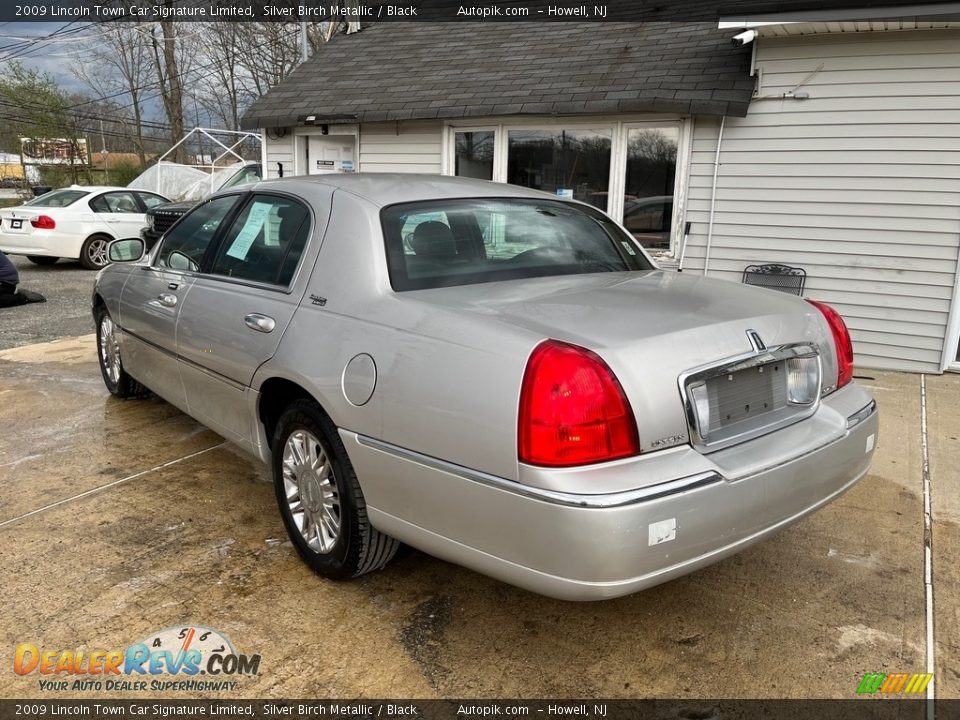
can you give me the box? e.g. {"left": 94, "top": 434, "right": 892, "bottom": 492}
{"left": 807, "top": 300, "right": 854, "bottom": 390}
{"left": 30, "top": 215, "right": 55, "bottom": 230}
{"left": 518, "top": 340, "right": 640, "bottom": 467}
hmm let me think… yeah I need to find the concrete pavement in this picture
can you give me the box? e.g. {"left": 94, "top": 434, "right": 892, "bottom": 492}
{"left": 0, "top": 335, "right": 953, "bottom": 700}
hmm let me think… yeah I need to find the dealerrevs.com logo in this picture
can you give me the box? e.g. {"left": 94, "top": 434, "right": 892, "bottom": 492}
{"left": 856, "top": 672, "right": 933, "bottom": 696}
{"left": 13, "top": 625, "right": 261, "bottom": 692}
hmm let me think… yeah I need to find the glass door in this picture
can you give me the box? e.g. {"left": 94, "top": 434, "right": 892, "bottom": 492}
{"left": 621, "top": 125, "right": 680, "bottom": 251}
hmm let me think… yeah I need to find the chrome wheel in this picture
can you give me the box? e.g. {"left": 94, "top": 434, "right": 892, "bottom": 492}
{"left": 282, "top": 429, "right": 341, "bottom": 553}
{"left": 86, "top": 237, "right": 109, "bottom": 268}
{"left": 98, "top": 314, "right": 121, "bottom": 385}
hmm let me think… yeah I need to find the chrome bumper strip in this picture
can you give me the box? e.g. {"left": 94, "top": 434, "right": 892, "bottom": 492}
{"left": 846, "top": 400, "right": 877, "bottom": 429}
{"left": 355, "top": 434, "right": 722, "bottom": 509}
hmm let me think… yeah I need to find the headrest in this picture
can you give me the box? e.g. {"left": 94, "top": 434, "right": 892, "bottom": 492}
{"left": 410, "top": 221, "right": 457, "bottom": 260}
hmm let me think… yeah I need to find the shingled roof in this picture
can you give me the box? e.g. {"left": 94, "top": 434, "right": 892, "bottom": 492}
{"left": 240, "top": 22, "right": 754, "bottom": 130}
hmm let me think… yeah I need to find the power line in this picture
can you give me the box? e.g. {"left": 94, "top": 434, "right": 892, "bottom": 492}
{"left": 0, "top": 23, "right": 91, "bottom": 63}
{"left": 0, "top": 99, "right": 174, "bottom": 132}
{"left": 63, "top": 23, "right": 303, "bottom": 113}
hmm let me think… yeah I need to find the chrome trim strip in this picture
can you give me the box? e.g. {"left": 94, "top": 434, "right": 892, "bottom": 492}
{"left": 355, "top": 435, "right": 723, "bottom": 509}
{"left": 846, "top": 400, "right": 878, "bottom": 429}
{"left": 677, "top": 343, "right": 822, "bottom": 453}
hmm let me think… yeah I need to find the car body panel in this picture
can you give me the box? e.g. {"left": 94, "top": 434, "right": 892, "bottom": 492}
{"left": 345, "top": 383, "right": 876, "bottom": 600}
{"left": 93, "top": 173, "right": 877, "bottom": 600}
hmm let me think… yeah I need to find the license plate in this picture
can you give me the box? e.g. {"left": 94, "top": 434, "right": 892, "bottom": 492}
{"left": 10, "top": 219, "right": 22, "bottom": 229}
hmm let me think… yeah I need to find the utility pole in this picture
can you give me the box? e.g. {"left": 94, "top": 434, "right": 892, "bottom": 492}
{"left": 99, "top": 119, "right": 108, "bottom": 185}
{"left": 300, "top": 20, "right": 309, "bottom": 64}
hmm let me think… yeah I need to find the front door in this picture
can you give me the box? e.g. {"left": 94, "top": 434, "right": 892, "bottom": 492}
{"left": 306, "top": 135, "right": 355, "bottom": 175}
{"left": 119, "top": 194, "right": 243, "bottom": 410}
{"left": 117, "top": 266, "right": 193, "bottom": 412}
{"left": 175, "top": 193, "right": 319, "bottom": 444}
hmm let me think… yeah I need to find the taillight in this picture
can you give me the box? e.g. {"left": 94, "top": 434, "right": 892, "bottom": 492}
{"left": 30, "top": 215, "right": 55, "bottom": 229}
{"left": 518, "top": 340, "right": 640, "bottom": 467}
{"left": 807, "top": 299, "right": 854, "bottom": 391}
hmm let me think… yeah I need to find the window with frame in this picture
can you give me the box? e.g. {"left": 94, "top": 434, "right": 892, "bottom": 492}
{"left": 89, "top": 191, "right": 140, "bottom": 214}
{"left": 622, "top": 127, "right": 678, "bottom": 249}
{"left": 506, "top": 128, "right": 612, "bottom": 210}
{"left": 156, "top": 195, "right": 240, "bottom": 272}
{"left": 383, "top": 198, "right": 651, "bottom": 291}
{"left": 210, "top": 194, "right": 310, "bottom": 286}
{"left": 454, "top": 131, "right": 494, "bottom": 180}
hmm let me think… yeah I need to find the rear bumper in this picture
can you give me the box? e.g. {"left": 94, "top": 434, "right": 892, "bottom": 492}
{"left": 345, "top": 383, "right": 877, "bottom": 601}
{"left": 0, "top": 230, "right": 80, "bottom": 258}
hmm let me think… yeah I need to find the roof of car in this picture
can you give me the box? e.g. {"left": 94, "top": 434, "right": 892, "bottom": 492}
{"left": 253, "top": 173, "right": 560, "bottom": 208}
{"left": 56, "top": 186, "right": 139, "bottom": 193}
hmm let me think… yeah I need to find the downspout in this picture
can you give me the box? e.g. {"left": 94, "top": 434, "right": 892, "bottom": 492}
{"left": 702, "top": 114, "right": 725, "bottom": 276}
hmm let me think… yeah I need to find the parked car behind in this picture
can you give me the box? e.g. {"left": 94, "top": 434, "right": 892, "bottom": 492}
{"left": 140, "top": 163, "right": 261, "bottom": 250}
{"left": 93, "top": 174, "right": 877, "bottom": 600}
{"left": 0, "top": 186, "right": 169, "bottom": 269}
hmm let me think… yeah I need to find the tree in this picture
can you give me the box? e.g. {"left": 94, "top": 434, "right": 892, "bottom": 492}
{"left": 149, "top": 8, "right": 195, "bottom": 162}
{"left": 73, "top": 22, "right": 153, "bottom": 165}
{"left": 0, "top": 62, "right": 85, "bottom": 182}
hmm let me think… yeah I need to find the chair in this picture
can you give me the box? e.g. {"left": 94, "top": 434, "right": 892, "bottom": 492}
{"left": 742, "top": 263, "right": 807, "bottom": 296}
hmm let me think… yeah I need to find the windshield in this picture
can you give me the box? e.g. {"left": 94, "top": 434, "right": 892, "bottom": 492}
{"left": 381, "top": 198, "right": 653, "bottom": 291}
{"left": 24, "top": 189, "right": 90, "bottom": 207}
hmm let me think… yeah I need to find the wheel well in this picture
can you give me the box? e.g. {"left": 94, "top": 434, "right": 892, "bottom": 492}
{"left": 258, "top": 378, "right": 317, "bottom": 448}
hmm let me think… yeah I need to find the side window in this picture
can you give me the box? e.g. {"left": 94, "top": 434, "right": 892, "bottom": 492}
{"left": 88, "top": 195, "right": 109, "bottom": 213}
{"left": 137, "top": 192, "right": 167, "bottom": 209}
{"left": 156, "top": 195, "right": 239, "bottom": 272}
{"left": 210, "top": 195, "right": 310, "bottom": 286}
{"left": 99, "top": 191, "right": 140, "bottom": 213}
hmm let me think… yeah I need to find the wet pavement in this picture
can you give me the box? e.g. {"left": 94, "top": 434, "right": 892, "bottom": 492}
{"left": 0, "top": 335, "right": 956, "bottom": 699}
{"left": 0, "top": 255, "right": 98, "bottom": 350}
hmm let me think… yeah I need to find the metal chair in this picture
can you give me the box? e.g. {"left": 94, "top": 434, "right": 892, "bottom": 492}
{"left": 742, "top": 263, "right": 807, "bottom": 296}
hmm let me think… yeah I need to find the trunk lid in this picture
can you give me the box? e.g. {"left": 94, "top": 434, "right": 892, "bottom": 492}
{"left": 414, "top": 270, "right": 833, "bottom": 454}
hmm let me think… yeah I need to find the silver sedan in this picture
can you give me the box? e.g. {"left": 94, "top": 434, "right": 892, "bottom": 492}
{"left": 92, "top": 174, "right": 878, "bottom": 600}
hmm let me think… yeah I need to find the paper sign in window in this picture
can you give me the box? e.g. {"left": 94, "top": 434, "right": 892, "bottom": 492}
{"left": 225, "top": 202, "right": 273, "bottom": 260}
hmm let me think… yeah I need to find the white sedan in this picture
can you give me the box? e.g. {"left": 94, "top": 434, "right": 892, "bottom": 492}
{"left": 0, "top": 186, "right": 169, "bottom": 269}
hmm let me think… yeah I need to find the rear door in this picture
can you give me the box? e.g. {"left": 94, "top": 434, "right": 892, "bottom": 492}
{"left": 117, "top": 194, "right": 242, "bottom": 411}
{"left": 174, "top": 192, "right": 317, "bottom": 443}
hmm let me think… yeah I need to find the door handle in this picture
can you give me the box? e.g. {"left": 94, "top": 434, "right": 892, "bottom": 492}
{"left": 244, "top": 313, "right": 276, "bottom": 333}
{"left": 157, "top": 293, "right": 178, "bottom": 307}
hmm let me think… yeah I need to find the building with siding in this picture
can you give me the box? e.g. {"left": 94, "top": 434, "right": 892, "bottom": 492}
{"left": 242, "top": 10, "right": 960, "bottom": 373}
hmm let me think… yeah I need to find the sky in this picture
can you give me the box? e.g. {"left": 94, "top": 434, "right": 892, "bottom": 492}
{"left": 0, "top": 22, "right": 94, "bottom": 92}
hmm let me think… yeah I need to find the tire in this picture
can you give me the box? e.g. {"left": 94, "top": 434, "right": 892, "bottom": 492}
{"left": 95, "top": 305, "right": 147, "bottom": 398}
{"left": 80, "top": 234, "right": 112, "bottom": 270}
{"left": 26, "top": 255, "right": 58, "bottom": 265}
{"left": 272, "top": 399, "right": 399, "bottom": 579}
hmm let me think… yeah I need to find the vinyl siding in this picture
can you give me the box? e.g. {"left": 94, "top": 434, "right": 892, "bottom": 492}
{"left": 358, "top": 120, "right": 443, "bottom": 173}
{"left": 263, "top": 132, "right": 294, "bottom": 180}
{"left": 682, "top": 29, "right": 960, "bottom": 373}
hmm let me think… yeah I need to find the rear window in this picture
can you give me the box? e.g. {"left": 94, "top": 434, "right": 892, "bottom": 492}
{"left": 24, "top": 189, "right": 90, "bottom": 207}
{"left": 381, "top": 198, "right": 652, "bottom": 291}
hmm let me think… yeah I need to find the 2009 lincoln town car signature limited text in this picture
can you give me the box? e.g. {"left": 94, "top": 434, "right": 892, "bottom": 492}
{"left": 92, "top": 174, "right": 878, "bottom": 601}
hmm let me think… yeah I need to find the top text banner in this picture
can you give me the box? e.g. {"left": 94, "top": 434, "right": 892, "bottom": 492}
{"left": 3, "top": 0, "right": 956, "bottom": 23}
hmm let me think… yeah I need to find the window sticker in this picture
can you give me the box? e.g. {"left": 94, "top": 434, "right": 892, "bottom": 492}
{"left": 226, "top": 202, "right": 272, "bottom": 260}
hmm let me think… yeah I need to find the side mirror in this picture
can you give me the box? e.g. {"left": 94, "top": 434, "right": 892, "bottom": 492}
{"left": 108, "top": 238, "right": 145, "bottom": 263}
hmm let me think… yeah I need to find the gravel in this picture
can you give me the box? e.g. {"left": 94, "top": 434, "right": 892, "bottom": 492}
{"left": 0, "top": 254, "right": 97, "bottom": 349}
